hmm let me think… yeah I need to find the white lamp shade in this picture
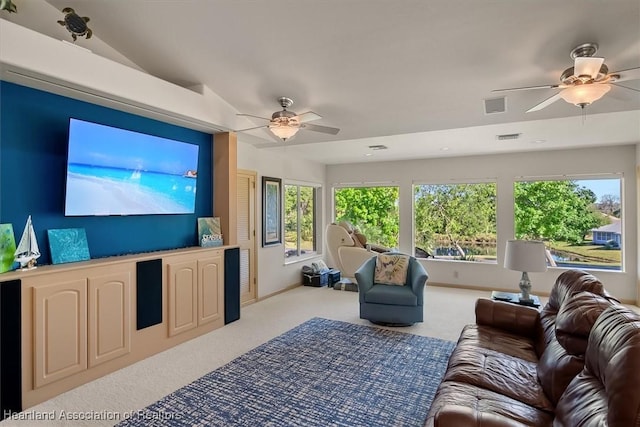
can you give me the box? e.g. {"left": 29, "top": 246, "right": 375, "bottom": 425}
{"left": 504, "top": 240, "right": 547, "bottom": 273}
{"left": 559, "top": 84, "right": 611, "bottom": 107}
{"left": 269, "top": 124, "right": 299, "bottom": 140}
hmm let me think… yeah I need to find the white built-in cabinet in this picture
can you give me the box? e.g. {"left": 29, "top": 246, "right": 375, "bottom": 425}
{"left": 29, "top": 268, "right": 132, "bottom": 388}
{"left": 5, "top": 246, "right": 234, "bottom": 410}
{"left": 166, "top": 251, "right": 224, "bottom": 337}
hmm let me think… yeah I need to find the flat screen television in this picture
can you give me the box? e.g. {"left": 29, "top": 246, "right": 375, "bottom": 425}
{"left": 64, "top": 118, "right": 200, "bottom": 216}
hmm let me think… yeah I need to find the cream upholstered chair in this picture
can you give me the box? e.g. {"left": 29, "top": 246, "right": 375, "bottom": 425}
{"left": 325, "top": 223, "right": 376, "bottom": 280}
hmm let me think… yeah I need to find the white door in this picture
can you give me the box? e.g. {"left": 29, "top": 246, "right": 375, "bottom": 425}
{"left": 237, "top": 170, "right": 257, "bottom": 304}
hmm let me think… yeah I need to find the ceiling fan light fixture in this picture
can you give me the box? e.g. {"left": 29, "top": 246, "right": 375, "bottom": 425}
{"left": 559, "top": 84, "right": 611, "bottom": 108}
{"left": 269, "top": 124, "right": 299, "bottom": 140}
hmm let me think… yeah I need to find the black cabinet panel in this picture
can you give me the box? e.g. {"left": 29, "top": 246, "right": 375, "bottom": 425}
{"left": 136, "top": 259, "right": 163, "bottom": 330}
{"left": 224, "top": 248, "right": 240, "bottom": 324}
{"left": 1, "top": 279, "right": 22, "bottom": 417}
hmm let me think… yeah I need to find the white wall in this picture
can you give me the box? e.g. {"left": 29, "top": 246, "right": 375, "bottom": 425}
{"left": 237, "top": 141, "right": 326, "bottom": 298}
{"left": 0, "top": 19, "right": 238, "bottom": 133}
{"left": 637, "top": 143, "right": 640, "bottom": 303}
{"left": 1, "top": 0, "right": 144, "bottom": 71}
{"left": 327, "top": 145, "right": 638, "bottom": 302}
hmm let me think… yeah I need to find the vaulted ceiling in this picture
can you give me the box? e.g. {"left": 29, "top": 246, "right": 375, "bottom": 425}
{"left": 5, "top": 0, "right": 640, "bottom": 164}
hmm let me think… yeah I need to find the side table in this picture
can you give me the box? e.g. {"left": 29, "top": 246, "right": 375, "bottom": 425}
{"left": 491, "top": 291, "right": 541, "bottom": 308}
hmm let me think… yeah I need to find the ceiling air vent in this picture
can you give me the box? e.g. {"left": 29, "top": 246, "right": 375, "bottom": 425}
{"left": 496, "top": 133, "right": 521, "bottom": 141}
{"left": 368, "top": 145, "right": 388, "bottom": 150}
{"left": 484, "top": 97, "right": 506, "bottom": 114}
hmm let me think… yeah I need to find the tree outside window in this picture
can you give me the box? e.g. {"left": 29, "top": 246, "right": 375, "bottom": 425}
{"left": 414, "top": 183, "right": 497, "bottom": 262}
{"left": 334, "top": 186, "right": 399, "bottom": 248}
{"left": 514, "top": 178, "right": 622, "bottom": 271}
{"left": 284, "top": 184, "right": 317, "bottom": 258}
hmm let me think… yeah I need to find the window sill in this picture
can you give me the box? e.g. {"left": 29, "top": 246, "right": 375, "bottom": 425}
{"left": 548, "top": 265, "right": 623, "bottom": 273}
{"left": 284, "top": 253, "right": 320, "bottom": 266}
{"left": 420, "top": 257, "right": 498, "bottom": 265}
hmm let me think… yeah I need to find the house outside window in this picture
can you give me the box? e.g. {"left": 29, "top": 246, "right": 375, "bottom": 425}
{"left": 334, "top": 186, "right": 399, "bottom": 249}
{"left": 413, "top": 182, "right": 497, "bottom": 262}
{"left": 284, "top": 183, "right": 318, "bottom": 258}
{"left": 514, "top": 177, "right": 622, "bottom": 271}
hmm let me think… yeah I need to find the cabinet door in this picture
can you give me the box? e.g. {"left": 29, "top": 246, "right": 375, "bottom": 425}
{"left": 88, "top": 271, "right": 131, "bottom": 368}
{"left": 167, "top": 259, "right": 198, "bottom": 336}
{"left": 198, "top": 254, "right": 224, "bottom": 326}
{"left": 33, "top": 279, "right": 87, "bottom": 388}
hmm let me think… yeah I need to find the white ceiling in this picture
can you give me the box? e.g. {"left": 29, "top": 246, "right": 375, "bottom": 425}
{"left": 6, "top": 0, "right": 640, "bottom": 164}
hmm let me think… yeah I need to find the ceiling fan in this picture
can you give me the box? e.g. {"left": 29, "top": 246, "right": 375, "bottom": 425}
{"left": 493, "top": 43, "right": 640, "bottom": 112}
{"left": 236, "top": 97, "right": 340, "bottom": 141}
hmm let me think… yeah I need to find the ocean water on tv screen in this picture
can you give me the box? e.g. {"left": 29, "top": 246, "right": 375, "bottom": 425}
{"left": 66, "top": 164, "right": 197, "bottom": 216}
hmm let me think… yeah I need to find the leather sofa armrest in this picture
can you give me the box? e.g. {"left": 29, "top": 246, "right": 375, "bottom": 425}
{"left": 475, "top": 298, "right": 540, "bottom": 337}
{"left": 434, "top": 405, "right": 528, "bottom": 427}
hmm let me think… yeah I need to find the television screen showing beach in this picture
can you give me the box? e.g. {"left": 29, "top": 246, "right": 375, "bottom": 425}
{"left": 65, "top": 119, "right": 200, "bottom": 216}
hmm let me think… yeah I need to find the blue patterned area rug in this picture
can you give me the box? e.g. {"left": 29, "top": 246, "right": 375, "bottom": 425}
{"left": 118, "top": 317, "right": 455, "bottom": 427}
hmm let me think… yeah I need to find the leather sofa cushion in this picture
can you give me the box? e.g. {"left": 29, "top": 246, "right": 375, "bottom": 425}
{"left": 555, "top": 291, "right": 612, "bottom": 355}
{"left": 475, "top": 299, "right": 540, "bottom": 338}
{"left": 432, "top": 405, "right": 536, "bottom": 427}
{"left": 443, "top": 346, "right": 554, "bottom": 412}
{"left": 535, "top": 270, "right": 605, "bottom": 355}
{"left": 554, "top": 372, "right": 608, "bottom": 426}
{"left": 536, "top": 338, "right": 584, "bottom": 405}
{"left": 456, "top": 324, "right": 538, "bottom": 363}
{"left": 363, "top": 284, "right": 417, "bottom": 306}
{"left": 545, "top": 270, "right": 604, "bottom": 312}
{"left": 536, "top": 292, "right": 613, "bottom": 405}
{"left": 425, "top": 381, "right": 554, "bottom": 427}
{"left": 556, "top": 305, "right": 640, "bottom": 426}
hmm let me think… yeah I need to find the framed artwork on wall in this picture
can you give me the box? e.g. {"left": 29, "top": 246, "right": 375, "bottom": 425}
{"left": 262, "top": 176, "right": 282, "bottom": 247}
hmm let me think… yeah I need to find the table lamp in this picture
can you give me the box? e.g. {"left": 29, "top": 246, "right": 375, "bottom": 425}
{"left": 504, "top": 240, "right": 547, "bottom": 302}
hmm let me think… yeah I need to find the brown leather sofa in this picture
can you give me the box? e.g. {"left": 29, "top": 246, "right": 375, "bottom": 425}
{"left": 425, "top": 269, "right": 640, "bottom": 427}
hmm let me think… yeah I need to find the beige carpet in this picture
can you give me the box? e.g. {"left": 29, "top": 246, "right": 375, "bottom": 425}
{"left": 1, "top": 285, "right": 536, "bottom": 426}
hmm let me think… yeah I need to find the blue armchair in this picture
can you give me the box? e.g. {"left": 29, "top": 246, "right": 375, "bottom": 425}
{"left": 355, "top": 253, "right": 428, "bottom": 325}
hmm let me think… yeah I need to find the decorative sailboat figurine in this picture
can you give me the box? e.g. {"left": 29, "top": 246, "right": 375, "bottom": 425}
{"left": 14, "top": 215, "right": 40, "bottom": 270}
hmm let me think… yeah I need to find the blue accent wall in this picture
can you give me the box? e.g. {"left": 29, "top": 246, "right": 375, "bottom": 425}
{"left": 0, "top": 81, "right": 213, "bottom": 263}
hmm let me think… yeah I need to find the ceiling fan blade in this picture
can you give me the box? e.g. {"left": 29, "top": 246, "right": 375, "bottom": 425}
{"left": 237, "top": 113, "right": 271, "bottom": 121}
{"left": 575, "top": 57, "right": 604, "bottom": 79}
{"left": 295, "top": 111, "right": 322, "bottom": 123}
{"left": 235, "top": 124, "right": 269, "bottom": 132}
{"left": 492, "top": 84, "right": 562, "bottom": 92}
{"left": 611, "top": 67, "right": 640, "bottom": 83}
{"left": 301, "top": 123, "right": 340, "bottom": 135}
{"left": 526, "top": 93, "right": 563, "bottom": 113}
{"left": 611, "top": 82, "right": 640, "bottom": 93}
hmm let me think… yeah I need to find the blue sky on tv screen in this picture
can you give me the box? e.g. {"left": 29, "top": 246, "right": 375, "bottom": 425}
{"left": 68, "top": 118, "right": 199, "bottom": 175}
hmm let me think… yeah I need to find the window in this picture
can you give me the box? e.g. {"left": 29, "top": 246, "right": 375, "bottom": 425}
{"left": 284, "top": 183, "right": 318, "bottom": 258}
{"left": 334, "top": 186, "right": 399, "bottom": 248}
{"left": 414, "top": 183, "right": 497, "bottom": 262}
{"left": 514, "top": 177, "right": 622, "bottom": 271}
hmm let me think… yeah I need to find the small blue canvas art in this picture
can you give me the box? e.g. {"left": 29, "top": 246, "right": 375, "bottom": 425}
{"left": 48, "top": 228, "right": 90, "bottom": 264}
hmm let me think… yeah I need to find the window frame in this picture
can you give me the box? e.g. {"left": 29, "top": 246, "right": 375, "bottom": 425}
{"left": 512, "top": 174, "right": 623, "bottom": 272}
{"left": 332, "top": 184, "right": 400, "bottom": 249}
{"left": 283, "top": 180, "right": 321, "bottom": 262}
{"left": 412, "top": 179, "right": 498, "bottom": 263}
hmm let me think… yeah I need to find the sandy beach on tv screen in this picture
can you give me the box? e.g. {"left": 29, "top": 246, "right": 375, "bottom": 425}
{"left": 66, "top": 173, "right": 191, "bottom": 215}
